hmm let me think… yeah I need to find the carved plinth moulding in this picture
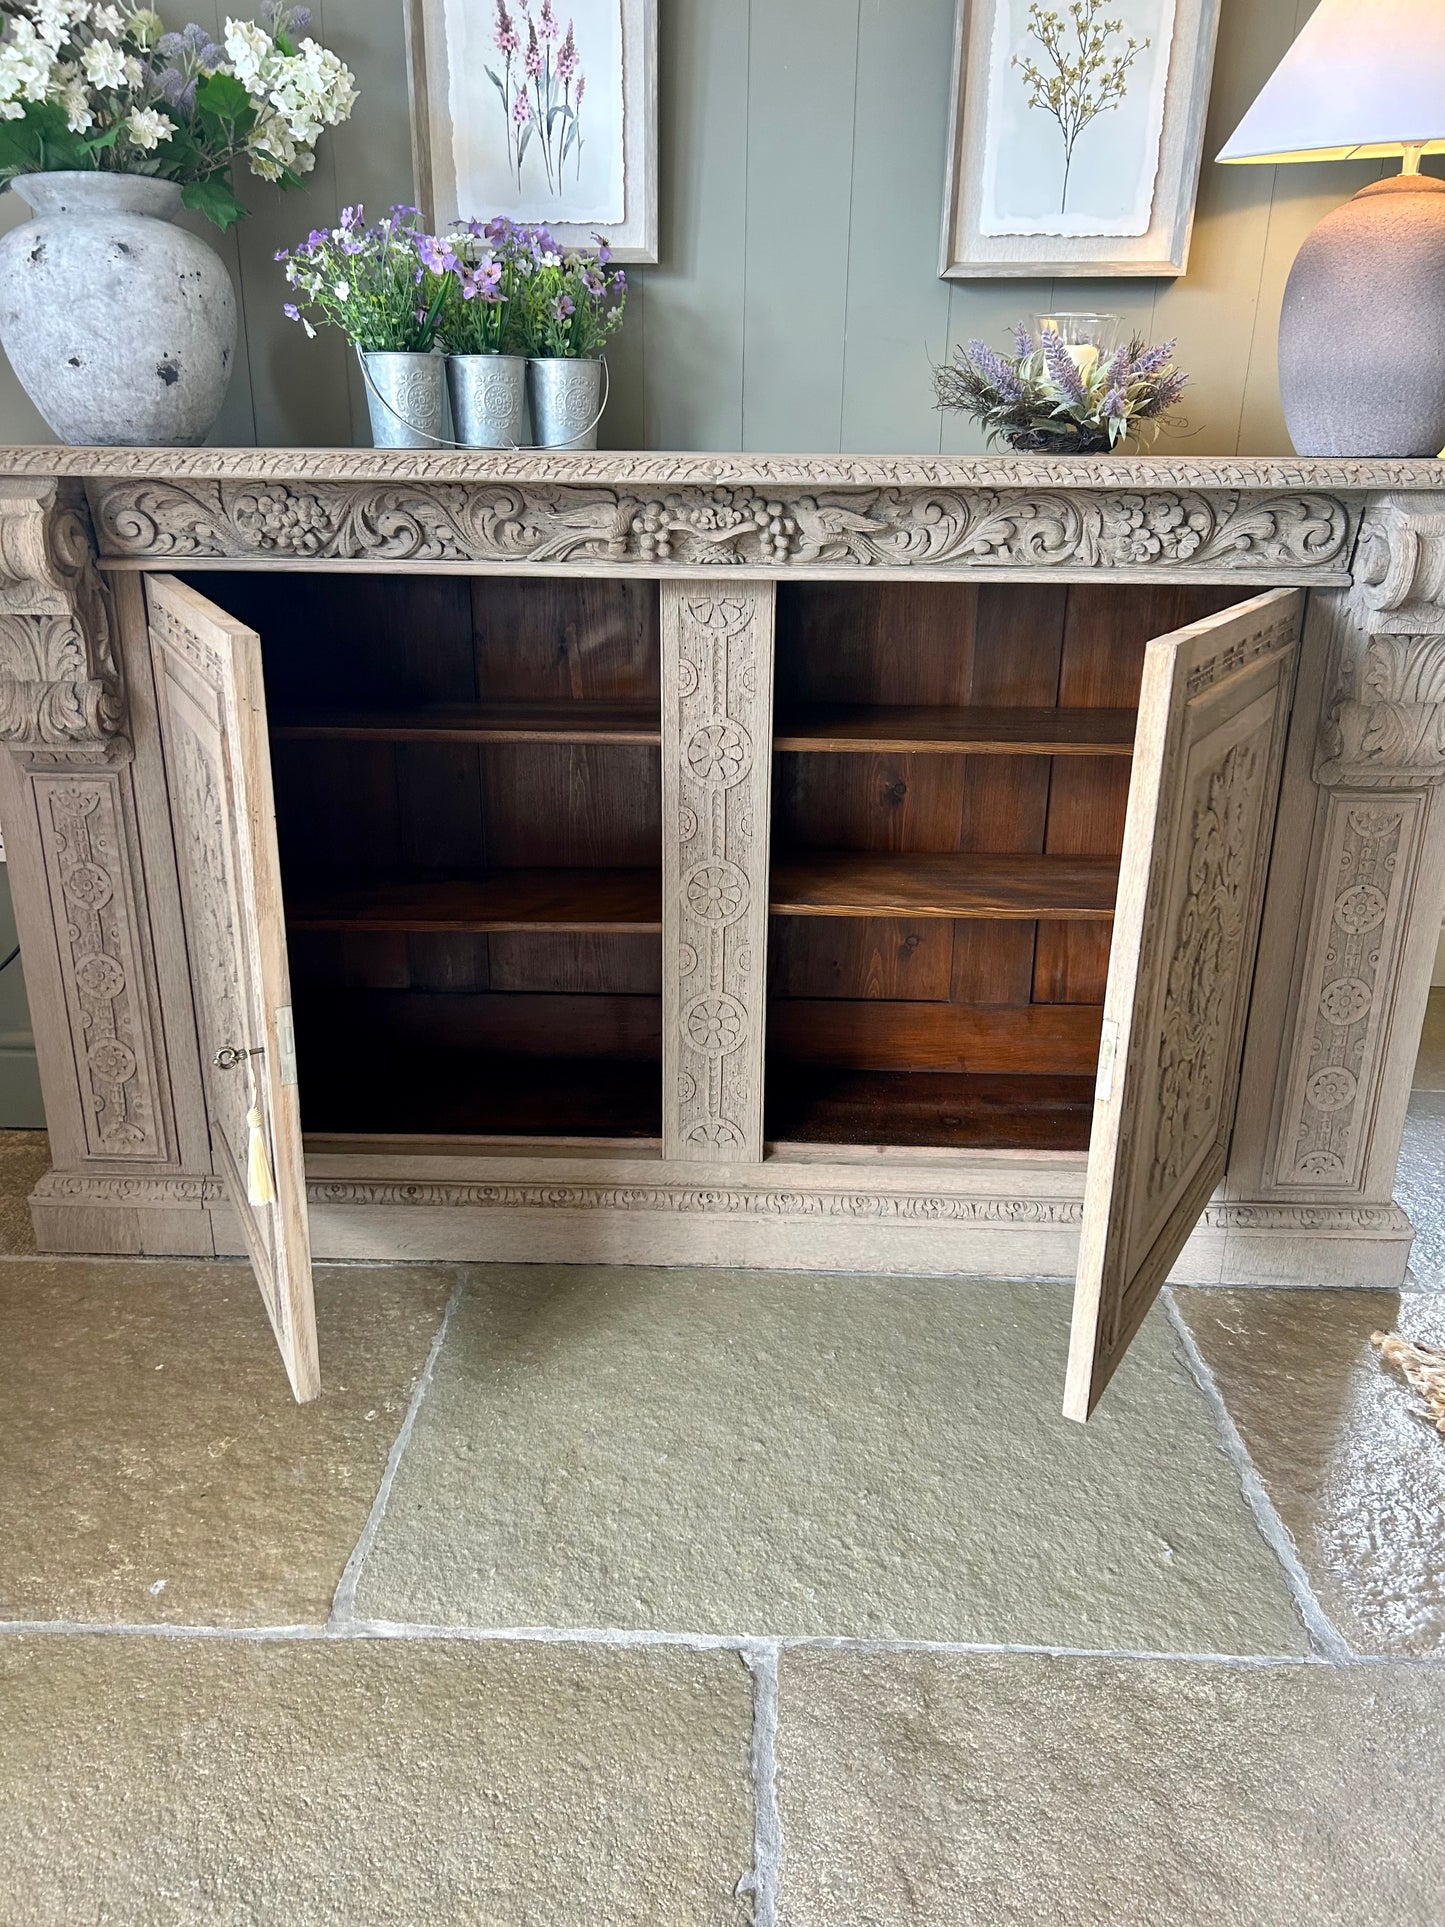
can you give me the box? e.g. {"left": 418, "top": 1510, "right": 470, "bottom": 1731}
{"left": 662, "top": 584, "right": 774, "bottom": 1161}
{"left": 0, "top": 479, "right": 124, "bottom": 765}
{"left": 88, "top": 477, "right": 1357, "bottom": 578}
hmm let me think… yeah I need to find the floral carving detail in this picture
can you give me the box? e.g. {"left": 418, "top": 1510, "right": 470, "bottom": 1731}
{"left": 230, "top": 487, "right": 343, "bottom": 557}
{"left": 1149, "top": 739, "right": 1266, "bottom": 1199}
{"left": 684, "top": 860, "right": 747, "bottom": 925}
{"left": 1280, "top": 801, "right": 1413, "bottom": 1189}
{"left": 683, "top": 994, "right": 746, "bottom": 1056}
{"left": 89, "top": 478, "right": 1355, "bottom": 576}
{"left": 685, "top": 720, "right": 751, "bottom": 786}
{"left": 1318, "top": 976, "right": 1373, "bottom": 1026}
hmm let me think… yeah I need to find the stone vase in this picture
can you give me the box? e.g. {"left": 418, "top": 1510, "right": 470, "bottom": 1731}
{"left": 0, "top": 171, "right": 237, "bottom": 447}
{"left": 1280, "top": 174, "right": 1445, "bottom": 458}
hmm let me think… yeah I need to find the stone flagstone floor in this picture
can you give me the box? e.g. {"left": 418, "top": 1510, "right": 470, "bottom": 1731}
{"left": 3, "top": 992, "right": 1445, "bottom": 1924}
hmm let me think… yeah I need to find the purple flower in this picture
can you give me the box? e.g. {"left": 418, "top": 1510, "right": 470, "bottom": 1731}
{"left": 968, "top": 339, "right": 1024, "bottom": 403}
{"left": 1041, "top": 329, "right": 1087, "bottom": 405}
{"left": 512, "top": 85, "right": 533, "bottom": 123}
{"left": 593, "top": 235, "right": 611, "bottom": 264}
{"left": 1130, "top": 337, "right": 1177, "bottom": 378}
{"left": 558, "top": 19, "right": 579, "bottom": 79}
{"left": 494, "top": 0, "right": 519, "bottom": 55}
{"left": 539, "top": 0, "right": 559, "bottom": 41}
{"left": 283, "top": 302, "right": 301, "bottom": 321}
{"left": 1013, "top": 321, "right": 1032, "bottom": 358}
{"left": 1102, "top": 383, "right": 1129, "bottom": 419}
{"left": 576, "top": 71, "right": 586, "bottom": 105}
{"left": 524, "top": 18, "right": 542, "bottom": 77}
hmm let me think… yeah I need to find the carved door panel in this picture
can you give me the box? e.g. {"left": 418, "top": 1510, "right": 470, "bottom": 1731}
{"left": 145, "top": 575, "right": 318, "bottom": 1402}
{"left": 1065, "top": 589, "right": 1305, "bottom": 1422}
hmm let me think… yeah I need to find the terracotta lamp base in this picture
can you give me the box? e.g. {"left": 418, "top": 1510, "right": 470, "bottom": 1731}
{"left": 1279, "top": 172, "right": 1445, "bottom": 458}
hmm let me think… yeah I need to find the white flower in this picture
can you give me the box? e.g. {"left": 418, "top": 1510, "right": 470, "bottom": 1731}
{"left": 92, "top": 4, "right": 128, "bottom": 36}
{"left": 60, "top": 79, "right": 94, "bottom": 131}
{"left": 0, "top": 99, "right": 24, "bottom": 121}
{"left": 127, "top": 9, "right": 166, "bottom": 50}
{"left": 123, "top": 54, "right": 144, "bottom": 86}
{"left": 0, "top": 19, "right": 59, "bottom": 103}
{"left": 81, "top": 38, "right": 128, "bottom": 89}
{"left": 32, "top": 3, "right": 72, "bottom": 52}
{"left": 223, "top": 18, "right": 274, "bottom": 89}
{"left": 333, "top": 279, "right": 349, "bottom": 302}
{"left": 126, "top": 105, "right": 175, "bottom": 150}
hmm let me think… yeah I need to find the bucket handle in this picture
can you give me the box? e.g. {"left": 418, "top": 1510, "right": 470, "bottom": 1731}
{"left": 355, "top": 348, "right": 609, "bottom": 450}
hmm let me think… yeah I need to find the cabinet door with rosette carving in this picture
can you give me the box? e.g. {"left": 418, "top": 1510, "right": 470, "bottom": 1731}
{"left": 145, "top": 575, "right": 318, "bottom": 1402}
{"left": 1065, "top": 589, "right": 1305, "bottom": 1422}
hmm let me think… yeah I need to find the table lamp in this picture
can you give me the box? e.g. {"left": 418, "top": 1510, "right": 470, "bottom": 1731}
{"left": 1217, "top": 0, "right": 1445, "bottom": 457}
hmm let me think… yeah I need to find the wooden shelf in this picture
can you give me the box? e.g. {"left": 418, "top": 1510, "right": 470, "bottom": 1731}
{"left": 299, "top": 1045, "right": 661, "bottom": 1139}
{"left": 271, "top": 700, "right": 660, "bottom": 746}
{"left": 774, "top": 704, "right": 1137, "bottom": 756}
{"left": 766, "top": 1067, "right": 1095, "bottom": 1151}
{"left": 288, "top": 869, "right": 662, "bottom": 934}
{"left": 769, "top": 853, "right": 1118, "bottom": 921}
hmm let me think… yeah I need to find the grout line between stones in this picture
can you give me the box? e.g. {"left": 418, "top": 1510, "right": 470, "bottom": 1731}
{"left": 1164, "top": 1288, "right": 1354, "bottom": 1664}
{"left": 328, "top": 1271, "right": 466, "bottom": 1627}
{"left": 3, "top": 1614, "right": 1428, "bottom": 1667}
{"left": 739, "top": 1641, "right": 782, "bottom": 1927}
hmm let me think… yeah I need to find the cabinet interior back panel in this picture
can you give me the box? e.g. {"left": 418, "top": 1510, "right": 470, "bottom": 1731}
{"left": 766, "top": 578, "right": 1252, "bottom": 1150}
{"left": 187, "top": 571, "right": 663, "bottom": 1141}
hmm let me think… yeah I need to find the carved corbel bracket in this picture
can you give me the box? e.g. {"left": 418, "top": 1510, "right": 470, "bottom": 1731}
{"left": 1316, "top": 497, "right": 1445, "bottom": 789}
{"left": 0, "top": 479, "right": 126, "bottom": 768}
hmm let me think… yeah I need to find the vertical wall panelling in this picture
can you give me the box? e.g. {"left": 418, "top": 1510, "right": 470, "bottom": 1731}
{"left": 0, "top": 0, "right": 1425, "bottom": 456}
{"left": 839, "top": 0, "right": 955, "bottom": 452}
{"left": 644, "top": 0, "right": 751, "bottom": 450}
{"left": 741, "top": 0, "right": 861, "bottom": 450}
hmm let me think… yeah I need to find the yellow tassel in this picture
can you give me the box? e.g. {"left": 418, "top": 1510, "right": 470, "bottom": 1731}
{"left": 245, "top": 1061, "right": 276, "bottom": 1208}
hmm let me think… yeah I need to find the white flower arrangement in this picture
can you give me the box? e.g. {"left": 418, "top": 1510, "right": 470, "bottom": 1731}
{"left": 0, "top": 1, "right": 357, "bottom": 226}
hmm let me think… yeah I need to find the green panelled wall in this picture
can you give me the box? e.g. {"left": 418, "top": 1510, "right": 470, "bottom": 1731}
{"left": 0, "top": 0, "right": 1390, "bottom": 459}
{"left": 0, "top": 0, "right": 1412, "bottom": 1117}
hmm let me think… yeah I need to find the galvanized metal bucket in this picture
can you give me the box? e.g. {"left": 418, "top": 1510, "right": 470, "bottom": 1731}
{"left": 447, "top": 353, "right": 529, "bottom": 449}
{"left": 359, "top": 350, "right": 449, "bottom": 448}
{"left": 528, "top": 356, "right": 608, "bottom": 449}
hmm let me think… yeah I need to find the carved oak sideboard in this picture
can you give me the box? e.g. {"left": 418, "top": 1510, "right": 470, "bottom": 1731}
{"left": 1, "top": 448, "right": 1443, "bottom": 1419}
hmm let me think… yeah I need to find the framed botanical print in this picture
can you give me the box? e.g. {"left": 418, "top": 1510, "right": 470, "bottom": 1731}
{"left": 406, "top": 0, "right": 658, "bottom": 262}
{"left": 940, "top": 0, "right": 1221, "bottom": 277}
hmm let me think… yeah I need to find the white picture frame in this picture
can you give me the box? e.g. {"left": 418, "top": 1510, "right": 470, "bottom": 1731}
{"left": 940, "top": 0, "right": 1221, "bottom": 278}
{"left": 406, "top": 0, "right": 658, "bottom": 263}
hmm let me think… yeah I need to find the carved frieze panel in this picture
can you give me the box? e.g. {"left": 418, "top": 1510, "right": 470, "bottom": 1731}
{"left": 1273, "top": 796, "right": 1423, "bottom": 1191}
{"left": 32, "top": 770, "right": 167, "bottom": 1159}
{"left": 662, "top": 583, "right": 774, "bottom": 1162}
{"left": 89, "top": 478, "right": 1355, "bottom": 578}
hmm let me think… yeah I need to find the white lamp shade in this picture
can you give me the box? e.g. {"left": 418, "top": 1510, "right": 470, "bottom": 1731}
{"left": 1218, "top": 0, "right": 1445, "bottom": 164}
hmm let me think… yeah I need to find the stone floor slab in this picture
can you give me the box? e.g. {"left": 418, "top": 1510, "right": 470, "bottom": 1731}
{"left": 775, "top": 1647, "right": 1445, "bottom": 1927}
{"left": 1412, "top": 987, "right": 1445, "bottom": 1092}
{"left": 0, "top": 1260, "right": 452, "bottom": 1626}
{"left": 357, "top": 1267, "right": 1306, "bottom": 1651}
{"left": 1177, "top": 1288, "right": 1445, "bottom": 1656}
{"left": 0, "top": 1129, "right": 47, "bottom": 1255}
{"left": 0, "top": 1633, "right": 754, "bottom": 1926}
{"left": 1397, "top": 1094, "right": 1445, "bottom": 1287}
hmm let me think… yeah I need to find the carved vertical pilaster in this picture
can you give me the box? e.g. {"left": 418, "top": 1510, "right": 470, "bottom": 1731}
{"left": 661, "top": 581, "right": 775, "bottom": 1162}
{"left": 1253, "top": 497, "right": 1445, "bottom": 1219}
{"left": 0, "top": 482, "right": 187, "bottom": 1188}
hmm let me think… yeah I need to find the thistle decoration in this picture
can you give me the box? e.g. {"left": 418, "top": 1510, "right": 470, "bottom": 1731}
{"left": 1014, "top": 1, "right": 1149, "bottom": 214}
{"left": 933, "top": 322, "right": 1188, "bottom": 454}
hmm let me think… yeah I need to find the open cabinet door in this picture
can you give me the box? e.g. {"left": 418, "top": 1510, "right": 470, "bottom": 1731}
{"left": 146, "top": 575, "right": 318, "bottom": 1402}
{"left": 1064, "top": 589, "right": 1305, "bottom": 1422}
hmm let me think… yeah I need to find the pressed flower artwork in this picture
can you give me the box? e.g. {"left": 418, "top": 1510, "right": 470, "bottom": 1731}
{"left": 440, "top": 0, "right": 623, "bottom": 225}
{"left": 979, "top": 0, "right": 1176, "bottom": 237}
